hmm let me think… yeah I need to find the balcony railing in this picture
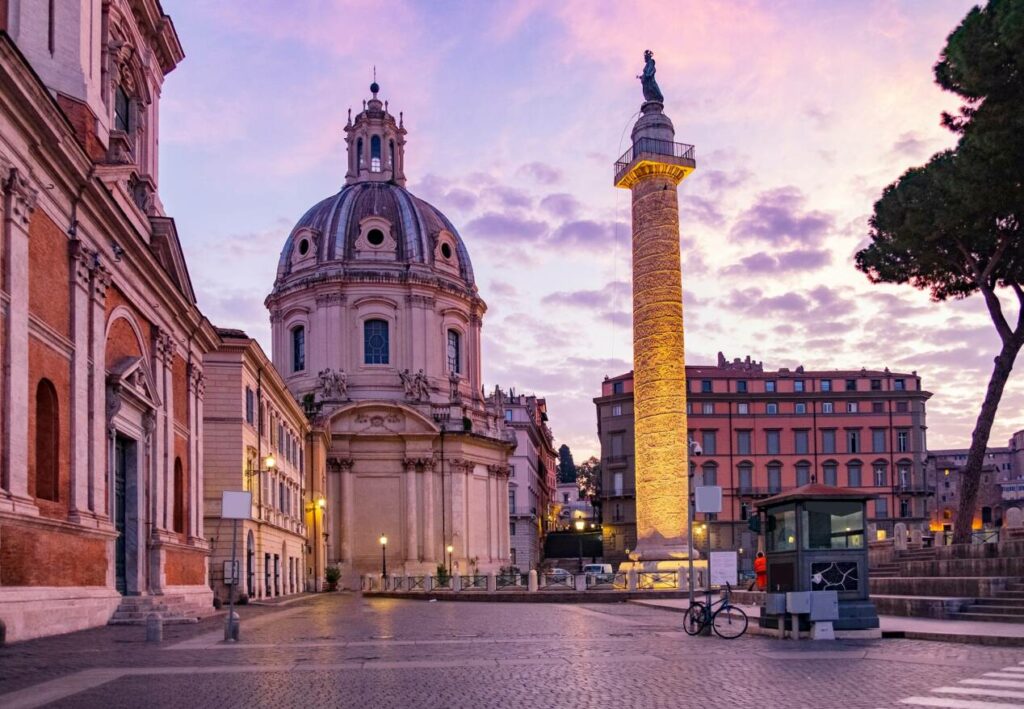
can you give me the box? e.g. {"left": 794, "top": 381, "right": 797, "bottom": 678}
{"left": 602, "top": 487, "right": 635, "bottom": 498}
{"left": 614, "top": 138, "right": 696, "bottom": 184}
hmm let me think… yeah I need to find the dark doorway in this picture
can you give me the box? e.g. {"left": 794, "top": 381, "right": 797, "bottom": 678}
{"left": 114, "top": 435, "right": 132, "bottom": 594}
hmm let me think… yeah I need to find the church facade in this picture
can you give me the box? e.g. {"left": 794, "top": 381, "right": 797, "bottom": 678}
{"left": 0, "top": 1, "right": 215, "bottom": 641}
{"left": 267, "top": 83, "right": 515, "bottom": 582}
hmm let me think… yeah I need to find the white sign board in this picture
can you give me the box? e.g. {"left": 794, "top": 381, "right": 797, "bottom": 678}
{"left": 221, "top": 490, "right": 253, "bottom": 520}
{"left": 695, "top": 486, "right": 722, "bottom": 513}
{"left": 709, "top": 550, "right": 737, "bottom": 587}
{"left": 223, "top": 559, "right": 240, "bottom": 585}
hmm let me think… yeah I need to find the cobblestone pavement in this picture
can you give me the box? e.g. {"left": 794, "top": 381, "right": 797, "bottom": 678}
{"left": 1, "top": 593, "right": 1023, "bottom": 708}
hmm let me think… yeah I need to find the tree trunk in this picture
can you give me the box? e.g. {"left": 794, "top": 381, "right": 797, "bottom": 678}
{"left": 952, "top": 339, "right": 1023, "bottom": 543}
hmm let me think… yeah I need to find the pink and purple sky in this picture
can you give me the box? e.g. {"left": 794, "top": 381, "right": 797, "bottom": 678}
{"left": 159, "top": 1, "right": 1019, "bottom": 459}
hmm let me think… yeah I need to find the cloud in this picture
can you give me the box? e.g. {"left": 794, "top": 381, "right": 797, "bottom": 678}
{"left": 540, "top": 193, "right": 581, "bottom": 219}
{"left": 892, "top": 131, "right": 935, "bottom": 159}
{"left": 542, "top": 281, "right": 630, "bottom": 309}
{"left": 731, "top": 187, "right": 835, "bottom": 247}
{"left": 722, "top": 249, "right": 832, "bottom": 276}
{"left": 489, "top": 279, "right": 518, "bottom": 297}
{"left": 464, "top": 212, "right": 547, "bottom": 243}
{"left": 516, "top": 161, "right": 562, "bottom": 185}
{"left": 551, "top": 219, "right": 626, "bottom": 248}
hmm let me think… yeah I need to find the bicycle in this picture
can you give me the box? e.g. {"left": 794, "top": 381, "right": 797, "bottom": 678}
{"left": 682, "top": 582, "right": 748, "bottom": 639}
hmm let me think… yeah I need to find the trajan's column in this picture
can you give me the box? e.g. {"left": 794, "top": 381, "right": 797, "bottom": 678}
{"left": 614, "top": 50, "right": 696, "bottom": 569}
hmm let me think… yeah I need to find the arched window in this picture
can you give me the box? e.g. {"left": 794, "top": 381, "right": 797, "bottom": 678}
{"left": 737, "top": 462, "right": 753, "bottom": 493}
{"left": 847, "top": 460, "right": 863, "bottom": 487}
{"left": 173, "top": 457, "right": 185, "bottom": 533}
{"left": 795, "top": 461, "right": 811, "bottom": 487}
{"left": 356, "top": 138, "right": 364, "bottom": 168}
{"left": 370, "top": 135, "right": 382, "bottom": 172}
{"left": 246, "top": 531, "right": 255, "bottom": 597}
{"left": 364, "top": 319, "right": 389, "bottom": 364}
{"left": 389, "top": 139, "right": 395, "bottom": 168}
{"left": 873, "top": 461, "right": 888, "bottom": 487}
{"left": 897, "top": 460, "right": 912, "bottom": 489}
{"left": 447, "top": 329, "right": 461, "bottom": 374}
{"left": 823, "top": 460, "right": 838, "bottom": 486}
{"left": 767, "top": 462, "right": 782, "bottom": 493}
{"left": 114, "top": 85, "right": 130, "bottom": 133}
{"left": 35, "top": 379, "right": 59, "bottom": 502}
{"left": 292, "top": 326, "right": 305, "bottom": 372}
{"left": 701, "top": 462, "right": 717, "bottom": 487}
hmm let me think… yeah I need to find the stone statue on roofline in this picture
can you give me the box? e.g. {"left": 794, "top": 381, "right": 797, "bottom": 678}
{"left": 638, "top": 49, "right": 664, "bottom": 103}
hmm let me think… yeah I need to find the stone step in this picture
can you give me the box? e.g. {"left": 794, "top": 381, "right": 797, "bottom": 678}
{"left": 965, "top": 604, "right": 1024, "bottom": 615}
{"left": 108, "top": 616, "right": 198, "bottom": 626}
{"left": 949, "top": 611, "right": 1024, "bottom": 624}
{"left": 974, "top": 597, "right": 1024, "bottom": 607}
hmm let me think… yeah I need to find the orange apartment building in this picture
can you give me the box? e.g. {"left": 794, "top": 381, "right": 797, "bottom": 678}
{"left": 595, "top": 354, "right": 932, "bottom": 571}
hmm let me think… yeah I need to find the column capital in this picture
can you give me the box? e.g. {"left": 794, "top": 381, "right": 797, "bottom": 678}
{"left": 154, "top": 329, "right": 176, "bottom": 362}
{"left": 449, "top": 458, "right": 473, "bottom": 474}
{"left": 69, "top": 239, "right": 95, "bottom": 289}
{"left": 487, "top": 464, "right": 511, "bottom": 479}
{"left": 328, "top": 456, "right": 354, "bottom": 473}
{"left": 3, "top": 167, "right": 38, "bottom": 226}
{"left": 92, "top": 262, "right": 112, "bottom": 301}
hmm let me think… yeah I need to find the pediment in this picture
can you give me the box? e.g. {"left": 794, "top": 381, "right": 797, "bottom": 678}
{"left": 149, "top": 216, "right": 197, "bottom": 304}
{"left": 327, "top": 401, "right": 438, "bottom": 436}
{"left": 107, "top": 356, "right": 160, "bottom": 411}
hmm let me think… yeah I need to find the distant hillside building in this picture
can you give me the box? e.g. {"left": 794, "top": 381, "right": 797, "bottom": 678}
{"left": 595, "top": 355, "right": 932, "bottom": 570}
{"left": 925, "top": 429, "right": 1024, "bottom": 534}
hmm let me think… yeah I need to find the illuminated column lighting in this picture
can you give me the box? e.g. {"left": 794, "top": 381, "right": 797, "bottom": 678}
{"left": 615, "top": 96, "right": 695, "bottom": 564}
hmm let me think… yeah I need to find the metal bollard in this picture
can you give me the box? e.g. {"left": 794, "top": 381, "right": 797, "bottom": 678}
{"left": 145, "top": 613, "right": 163, "bottom": 643}
{"left": 223, "top": 611, "right": 240, "bottom": 642}
{"left": 528, "top": 570, "right": 538, "bottom": 592}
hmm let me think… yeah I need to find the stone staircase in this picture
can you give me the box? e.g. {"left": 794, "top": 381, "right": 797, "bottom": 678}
{"left": 951, "top": 582, "right": 1024, "bottom": 624}
{"left": 868, "top": 533, "right": 1024, "bottom": 622}
{"left": 108, "top": 594, "right": 207, "bottom": 626}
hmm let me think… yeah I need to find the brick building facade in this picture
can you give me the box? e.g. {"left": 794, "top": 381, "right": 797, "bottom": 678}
{"left": 596, "top": 355, "right": 931, "bottom": 570}
{"left": 0, "top": 1, "right": 217, "bottom": 641}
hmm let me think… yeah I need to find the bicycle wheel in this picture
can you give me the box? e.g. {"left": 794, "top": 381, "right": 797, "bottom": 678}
{"left": 682, "top": 602, "right": 706, "bottom": 636}
{"left": 712, "top": 605, "right": 748, "bottom": 639}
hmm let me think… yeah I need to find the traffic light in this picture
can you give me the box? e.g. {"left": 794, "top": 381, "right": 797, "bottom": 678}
{"left": 747, "top": 514, "right": 761, "bottom": 534}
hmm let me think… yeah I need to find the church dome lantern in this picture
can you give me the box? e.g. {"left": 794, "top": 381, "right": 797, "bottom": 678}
{"left": 345, "top": 79, "right": 407, "bottom": 186}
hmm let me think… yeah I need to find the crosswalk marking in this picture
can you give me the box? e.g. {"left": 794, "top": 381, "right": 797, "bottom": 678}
{"left": 934, "top": 687, "right": 1024, "bottom": 700}
{"left": 901, "top": 697, "right": 1024, "bottom": 708}
{"left": 961, "top": 679, "right": 1024, "bottom": 690}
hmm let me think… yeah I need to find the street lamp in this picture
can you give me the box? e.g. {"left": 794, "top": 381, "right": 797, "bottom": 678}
{"left": 245, "top": 454, "right": 277, "bottom": 522}
{"left": 575, "top": 518, "right": 586, "bottom": 571}
{"left": 446, "top": 544, "right": 454, "bottom": 575}
{"left": 379, "top": 533, "right": 388, "bottom": 578}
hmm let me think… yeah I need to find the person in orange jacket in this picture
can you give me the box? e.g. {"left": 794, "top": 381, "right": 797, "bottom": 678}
{"left": 754, "top": 551, "right": 767, "bottom": 591}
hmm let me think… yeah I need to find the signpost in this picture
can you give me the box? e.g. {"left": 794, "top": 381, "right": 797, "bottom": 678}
{"left": 221, "top": 490, "right": 252, "bottom": 642}
{"left": 690, "top": 483, "right": 722, "bottom": 604}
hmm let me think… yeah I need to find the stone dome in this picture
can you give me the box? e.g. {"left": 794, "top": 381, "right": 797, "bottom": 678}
{"left": 275, "top": 182, "right": 475, "bottom": 287}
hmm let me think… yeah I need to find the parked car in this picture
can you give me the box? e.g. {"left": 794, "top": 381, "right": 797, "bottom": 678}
{"left": 582, "top": 563, "right": 615, "bottom": 584}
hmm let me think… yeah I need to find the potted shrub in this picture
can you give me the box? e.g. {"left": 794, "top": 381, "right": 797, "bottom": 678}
{"left": 325, "top": 565, "right": 341, "bottom": 591}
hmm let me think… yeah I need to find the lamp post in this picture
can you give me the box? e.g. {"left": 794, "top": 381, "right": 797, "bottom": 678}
{"left": 575, "top": 518, "right": 586, "bottom": 571}
{"left": 379, "top": 533, "right": 388, "bottom": 579}
{"left": 446, "top": 544, "right": 454, "bottom": 576}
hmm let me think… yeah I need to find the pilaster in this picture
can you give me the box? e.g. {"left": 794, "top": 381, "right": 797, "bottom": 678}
{"left": 68, "top": 241, "right": 96, "bottom": 522}
{"left": 422, "top": 456, "right": 436, "bottom": 562}
{"left": 153, "top": 330, "right": 174, "bottom": 532}
{"left": 403, "top": 457, "right": 421, "bottom": 562}
{"left": 89, "top": 262, "right": 110, "bottom": 517}
{"left": 335, "top": 457, "right": 354, "bottom": 564}
{"left": 1, "top": 166, "right": 38, "bottom": 512}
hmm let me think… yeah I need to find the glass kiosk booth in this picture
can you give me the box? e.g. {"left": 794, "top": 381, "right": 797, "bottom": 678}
{"left": 754, "top": 484, "right": 879, "bottom": 633}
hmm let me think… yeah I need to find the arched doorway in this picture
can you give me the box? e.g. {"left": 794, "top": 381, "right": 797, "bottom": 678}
{"left": 246, "top": 530, "right": 255, "bottom": 598}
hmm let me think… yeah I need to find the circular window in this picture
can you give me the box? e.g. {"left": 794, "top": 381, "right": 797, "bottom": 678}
{"left": 298, "top": 238, "right": 310, "bottom": 256}
{"left": 367, "top": 229, "right": 385, "bottom": 246}
{"left": 440, "top": 242, "right": 453, "bottom": 259}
